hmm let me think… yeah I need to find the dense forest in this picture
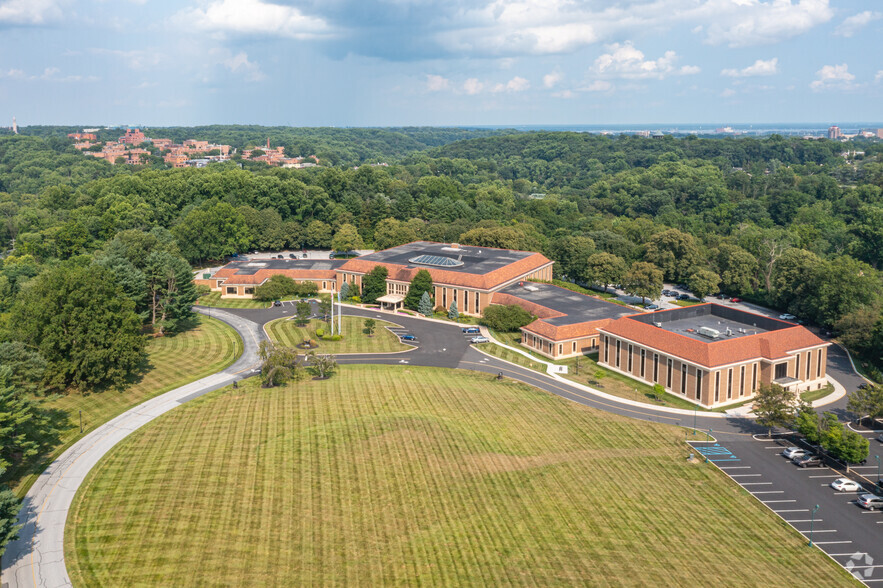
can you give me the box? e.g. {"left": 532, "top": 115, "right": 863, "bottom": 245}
{"left": 0, "top": 125, "right": 882, "bottom": 553}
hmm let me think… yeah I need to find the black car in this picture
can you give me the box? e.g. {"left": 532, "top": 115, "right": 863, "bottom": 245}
{"left": 288, "top": 253, "right": 296, "bottom": 259}
{"left": 677, "top": 294, "right": 691, "bottom": 301}
{"left": 277, "top": 254, "right": 284, "bottom": 259}
{"left": 272, "top": 300, "right": 282, "bottom": 307}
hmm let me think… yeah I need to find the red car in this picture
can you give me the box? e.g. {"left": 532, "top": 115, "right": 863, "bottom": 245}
{"left": 730, "top": 297, "right": 742, "bottom": 303}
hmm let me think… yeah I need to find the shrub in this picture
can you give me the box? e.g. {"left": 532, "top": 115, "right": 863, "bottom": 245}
{"left": 254, "top": 275, "right": 298, "bottom": 301}
{"left": 331, "top": 334, "right": 342, "bottom": 341}
{"left": 316, "top": 328, "right": 325, "bottom": 337}
{"left": 195, "top": 284, "right": 211, "bottom": 297}
{"left": 351, "top": 296, "right": 361, "bottom": 303}
{"left": 481, "top": 304, "right": 534, "bottom": 332}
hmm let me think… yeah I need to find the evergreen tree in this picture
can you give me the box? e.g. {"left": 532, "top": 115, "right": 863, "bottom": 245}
{"left": 448, "top": 301, "right": 459, "bottom": 321}
{"left": 418, "top": 291, "right": 433, "bottom": 316}
{"left": 339, "top": 281, "right": 350, "bottom": 300}
{"left": 145, "top": 251, "right": 198, "bottom": 335}
{"left": 403, "top": 269, "right": 433, "bottom": 310}
{"left": 0, "top": 367, "right": 54, "bottom": 476}
{"left": 0, "top": 486, "right": 21, "bottom": 557}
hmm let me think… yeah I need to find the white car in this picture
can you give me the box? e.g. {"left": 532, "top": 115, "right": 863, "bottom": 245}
{"left": 782, "top": 447, "right": 808, "bottom": 459}
{"left": 830, "top": 478, "right": 862, "bottom": 492}
{"left": 779, "top": 313, "right": 796, "bottom": 320}
{"left": 470, "top": 336, "right": 489, "bottom": 344}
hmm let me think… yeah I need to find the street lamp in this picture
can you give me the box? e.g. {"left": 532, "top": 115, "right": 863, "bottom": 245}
{"left": 809, "top": 504, "right": 820, "bottom": 547}
{"left": 876, "top": 455, "right": 880, "bottom": 484}
{"left": 705, "top": 429, "right": 712, "bottom": 462}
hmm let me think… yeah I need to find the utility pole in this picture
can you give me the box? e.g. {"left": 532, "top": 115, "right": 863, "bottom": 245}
{"left": 809, "top": 504, "right": 820, "bottom": 547}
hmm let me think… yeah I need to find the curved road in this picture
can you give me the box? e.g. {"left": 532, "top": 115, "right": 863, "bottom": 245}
{"left": 2, "top": 304, "right": 871, "bottom": 587}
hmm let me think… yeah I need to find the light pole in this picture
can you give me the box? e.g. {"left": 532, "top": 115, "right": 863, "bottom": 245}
{"left": 876, "top": 455, "right": 880, "bottom": 484}
{"left": 705, "top": 429, "right": 712, "bottom": 462}
{"left": 809, "top": 504, "right": 820, "bottom": 547}
{"left": 693, "top": 403, "right": 697, "bottom": 435}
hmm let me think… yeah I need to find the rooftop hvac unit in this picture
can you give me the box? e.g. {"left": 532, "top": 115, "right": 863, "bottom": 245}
{"left": 698, "top": 326, "right": 721, "bottom": 339}
{"left": 654, "top": 322, "right": 663, "bottom": 328}
{"left": 525, "top": 285, "right": 539, "bottom": 292}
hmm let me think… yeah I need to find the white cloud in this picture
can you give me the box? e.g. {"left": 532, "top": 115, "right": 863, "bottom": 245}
{"left": 425, "top": 74, "right": 450, "bottom": 92}
{"left": 0, "top": 68, "right": 24, "bottom": 78}
{"left": 835, "top": 11, "right": 881, "bottom": 37}
{"left": 88, "top": 48, "right": 165, "bottom": 70}
{"left": 876, "top": 70, "right": 883, "bottom": 82}
{"left": 492, "top": 76, "right": 530, "bottom": 93}
{"left": 592, "top": 42, "right": 697, "bottom": 80}
{"left": 810, "top": 63, "right": 855, "bottom": 91}
{"left": 176, "top": 0, "right": 331, "bottom": 39}
{"left": 462, "top": 78, "right": 483, "bottom": 95}
{"left": 543, "top": 70, "right": 563, "bottom": 88}
{"left": 552, "top": 89, "right": 575, "bottom": 98}
{"left": 720, "top": 88, "right": 736, "bottom": 97}
{"left": 0, "top": 0, "right": 65, "bottom": 25}
{"left": 208, "top": 49, "right": 265, "bottom": 81}
{"left": 579, "top": 80, "right": 613, "bottom": 92}
{"left": 697, "top": 0, "right": 833, "bottom": 47}
{"left": 721, "top": 58, "right": 778, "bottom": 77}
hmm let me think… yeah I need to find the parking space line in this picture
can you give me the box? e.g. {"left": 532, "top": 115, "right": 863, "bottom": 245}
{"left": 813, "top": 541, "right": 852, "bottom": 545}
{"left": 718, "top": 466, "right": 751, "bottom": 469}
{"left": 785, "top": 519, "right": 822, "bottom": 523}
{"left": 773, "top": 509, "right": 808, "bottom": 512}
{"left": 741, "top": 482, "right": 773, "bottom": 486}
{"left": 730, "top": 474, "right": 762, "bottom": 477}
{"left": 799, "top": 529, "right": 838, "bottom": 534}
{"left": 750, "top": 491, "right": 784, "bottom": 494}
{"left": 762, "top": 500, "right": 796, "bottom": 503}
{"left": 809, "top": 474, "right": 840, "bottom": 478}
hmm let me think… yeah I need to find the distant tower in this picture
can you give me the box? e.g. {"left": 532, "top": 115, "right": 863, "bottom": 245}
{"left": 266, "top": 137, "right": 270, "bottom": 149}
{"left": 11, "top": 117, "right": 17, "bottom": 135}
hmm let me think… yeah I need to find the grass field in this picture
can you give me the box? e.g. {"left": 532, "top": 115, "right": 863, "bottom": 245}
{"left": 11, "top": 316, "right": 242, "bottom": 496}
{"left": 67, "top": 365, "right": 854, "bottom": 587}
{"left": 266, "top": 316, "right": 410, "bottom": 354}
{"left": 197, "top": 292, "right": 270, "bottom": 309}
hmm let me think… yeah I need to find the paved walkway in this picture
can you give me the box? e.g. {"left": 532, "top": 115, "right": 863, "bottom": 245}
{"left": 0, "top": 310, "right": 264, "bottom": 588}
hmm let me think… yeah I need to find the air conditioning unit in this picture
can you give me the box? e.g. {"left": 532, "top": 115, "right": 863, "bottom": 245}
{"left": 654, "top": 322, "right": 663, "bottom": 328}
{"left": 698, "top": 326, "right": 721, "bottom": 339}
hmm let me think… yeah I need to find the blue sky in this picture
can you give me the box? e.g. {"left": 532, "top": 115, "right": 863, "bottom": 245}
{"left": 0, "top": 0, "right": 880, "bottom": 126}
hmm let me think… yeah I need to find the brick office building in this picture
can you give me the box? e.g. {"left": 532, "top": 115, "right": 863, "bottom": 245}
{"left": 597, "top": 304, "right": 829, "bottom": 409}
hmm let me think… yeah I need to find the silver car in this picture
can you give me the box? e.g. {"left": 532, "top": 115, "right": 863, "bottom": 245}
{"left": 782, "top": 447, "right": 807, "bottom": 459}
{"left": 856, "top": 493, "right": 883, "bottom": 510}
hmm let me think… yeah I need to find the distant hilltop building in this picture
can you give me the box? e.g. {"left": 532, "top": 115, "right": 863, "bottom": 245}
{"left": 11, "top": 117, "right": 17, "bottom": 134}
{"left": 119, "top": 128, "right": 146, "bottom": 144}
{"left": 827, "top": 125, "right": 842, "bottom": 140}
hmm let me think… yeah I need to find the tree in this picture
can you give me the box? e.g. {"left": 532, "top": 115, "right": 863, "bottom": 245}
{"left": 331, "top": 223, "right": 364, "bottom": 253}
{"left": 448, "top": 301, "right": 459, "bottom": 321}
{"left": 715, "top": 243, "right": 757, "bottom": 295}
{"left": 403, "top": 269, "right": 433, "bottom": 310}
{"left": 318, "top": 299, "right": 332, "bottom": 322}
{"left": 257, "top": 341, "right": 305, "bottom": 388}
{"left": 622, "top": 261, "right": 663, "bottom": 305}
{"left": 295, "top": 301, "right": 312, "bottom": 325}
{"left": 254, "top": 275, "right": 298, "bottom": 301}
{"left": 838, "top": 429, "right": 870, "bottom": 465}
{"left": 8, "top": 263, "right": 146, "bottom": 391}
{"left": 794, "top": 403, "right": 821, "bottom": 444}
{"left": 373, "top": 218, "right": 417, "bottom": 250}
{"left": 172, "top": 202, "right": 251, "bottom": 264}
{"left": 307, "top": 351, "right": 337, "bottom": 379}
{"left": 418, "top": 291, "right": 433, "bottom": 316}
{"left": 144, "top": 251, "right": 197, "bottom": 335}
{"left": 548, "top": 235, "right": 595, "bottom": 281}
{"left": 0, "top": 486, "right": 21, "bottom": 557}
{"left": 361, "top": 265, "right": 388, "bottom": 304}
{"left": 304, "top": 220, "right": 332, "bottom": 248}
{"left": 0, "top": 367, "right": 55, "bottom": 476}
{"left": 644, "top": 228, "right": 700, "bottom": 282}
{"left": 688, "top": 269, "right": 721, "bottom": 301}
{"left": 481, "top": 304, "right": 533, "bottom": 332}
{"left": 364, "top": 318, "right": 376, "bottom": 337}
{"left": 846, "top": 383, "right": 883, "bottom": 424}
{"left": 753, "top": 383, "right": 798, "bottom": 437}
{"left": 339, "top": 281, "right": 350, "bottom": 300}
{"left": 586, "top": 252, "right": 626, "bottom": 293}
{"left": 0, "top": 342, "right": 46, "bottom": 397}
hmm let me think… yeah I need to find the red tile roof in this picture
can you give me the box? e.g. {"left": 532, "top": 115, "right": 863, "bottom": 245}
{"left": 218, "top": 269, "right": 337, "bottom": 286}
{"left": 338, "top": 252, "right": 552, "bottom": 291}
{"left": 522, "top": 318, "right": 614, "bottom": 341}
{"left": 599, "top": 312, "right": 828, "bottom": 368}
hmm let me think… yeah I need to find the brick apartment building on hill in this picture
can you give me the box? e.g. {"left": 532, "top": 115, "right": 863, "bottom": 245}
{"left": 597, "top": 304, "right": 829, "bottom": 408}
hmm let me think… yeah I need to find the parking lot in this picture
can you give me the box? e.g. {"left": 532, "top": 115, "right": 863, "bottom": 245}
{"left": 692, "top": 432, "right": 883, "bottom": 584}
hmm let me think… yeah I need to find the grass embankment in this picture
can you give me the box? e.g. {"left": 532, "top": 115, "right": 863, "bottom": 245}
{"left": 801, "top": 383, "right": 836, "bottom": 404}
{"left": 266, "top": 316, "right": 409, "bottom": 354}
{"left": 67, "top": 365, "right": 855, "bottom": 586}
{"left": 482, "top": 331, "right": 708, "bottom": 412}
{"left": 12, "top": 316, "right": 242, "bottom": 496}
{"left": 196, "top": 292, "right": 270, "bottom": 309}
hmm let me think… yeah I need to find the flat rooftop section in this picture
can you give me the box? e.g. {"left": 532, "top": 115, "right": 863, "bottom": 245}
{"left": 501, "top": 282, "right": 634, "bottom": 325}
{"left": 357, "top": 241, "right": 537, "bottom": 275}
{"left": 628, "top": 304, "right": 792, "bottom": 343}
{"left": 218, "top": 259, "right": 345, "bottom": 276}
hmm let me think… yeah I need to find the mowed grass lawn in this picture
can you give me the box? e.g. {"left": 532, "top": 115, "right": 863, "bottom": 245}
{"left": 266, "top": 315, "right": 410, "bottom": 354}
{"left": 66, "top": 365, "right": 854, "bottom": 587}
{"left": 12, "top": 316, "right": 243, "bottom": 496}
{"left": 197, "top": 292, "right": 270, "bottom": 309}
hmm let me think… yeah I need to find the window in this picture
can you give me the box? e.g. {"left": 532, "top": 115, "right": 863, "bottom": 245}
{"left": 640, "top": 349, "right": 646, "bottom": 378}
{"left": 627, "top": 344, "right": 633, "bottom": 372}
{"left": 666, "top": 358, "right": 673, "bottom": 388}
{"left": 244, "top": 287, "right": 254, "bottom": 295}
{"left": 816, "top": 350, "right": 822, "bottom": 378}
{"left": 715, "top": 372, "right": 720, "bottom": 403}
{"left": 558, "top": 344, "right": 563, "bottom": 356}
{"left": 464, "top": 290, "right": 469, "bottom": 313}
{"left": 615, "top": 340, "right": 621, "bottom": 368}
{"left": 775, "top": 363, "right": 787, "bottom": 379}
{"left": 795, "top": 354, "right": 800, "bottom": 380}
{"left": 806, "top": 352, "right": 811, "bottom": 380}
{"left": 653, "top": 354, "right": 659, "bottom": 383}
{"left": 680, "top": 364, "right": 687, "bottom": 395}
{"left": 696, "top": 369, "right": 703, "bottom": 400}
{"left": 475, "top": 291, "right": 480, "bottom": 311}
{"left": 226, "top": 286, "right": 236, "bottom": 295}
{"left": 572, "top": 341, "right": 577, "bottom": 353}
{"left": 604, "top": 337, "right": 609, "bottom": 363}
{"left": 453, "top": 289, "right": 457, "bottom": 303}
{"left": 752, "top": 363, "right": 758, "bottom": 392}
{"left": 739, "top": 366, "right": 745, "bottom": 397}
{"left": 322, "top": 281, "right": 327, "bottom": 290}
{"left": 727, "top": 369, "right": 733, "bottom": 399}
{"left": 442, "top": 288, "right": 447, "bottom": 308}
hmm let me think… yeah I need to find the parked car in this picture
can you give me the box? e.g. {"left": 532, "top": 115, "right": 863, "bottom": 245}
{"left": 730, "top": 297, "right": 742, "bottom": 303}
{"left": 778, "top": 313, "right": 796, "bottom": 320}
{"left": 877, "top": 433, "right": 883, "bottom": 443}
{"left": 793, "top": 454, "right": 822, "bottom": 467}
{"left": 677, "top": 294, "right": 691, "bottom": 301}
{"left": 858, "top": 382, "right": 870, "bottom": 390}
{"left": 401, "top": 334, "right": 417, "bottom": 341}
{"left": 272, "top": 300, "right": 282, "bottom": 307}
{"left": 470, "top": 336, "right": 490, "bottom": 344}
{"left": 277, "top": 254, "right": 284, "bottom": 259}
{"left": 462, "top": 327, "right": 480, "bottom": 334}
{"left": 288, "top": 253, "right": 296, "bottom": 259}
{"left": 662, "top": 289, "right": 673, "bottom": 297}
{"left": 782, "top": 447, "right": 808, "bottom": 459}
{"left": 831, "top": 478, "right": 862, "bottom": 492}
{"left": 646, "top": 304, "right": 660, "bottom": 310}
{"left": 716, "top": 293, "right": 728, "bottom": 300}
{"left": 856, "top": 493, "right": 883, "bottom": 510}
